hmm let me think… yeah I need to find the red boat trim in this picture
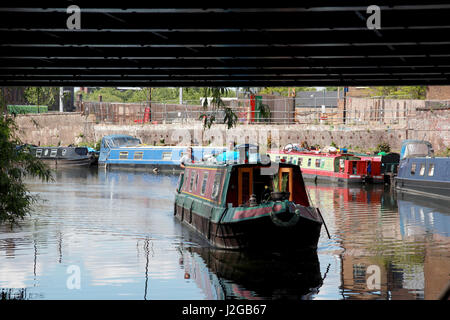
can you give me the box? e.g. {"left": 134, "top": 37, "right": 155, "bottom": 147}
{"left": 232, "top": 203, "right": 283, "bottom": 221}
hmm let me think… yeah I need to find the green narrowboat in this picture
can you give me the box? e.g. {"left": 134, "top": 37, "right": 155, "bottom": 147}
{"left": 174, "top": 160, "right": 325, "bottom": 250}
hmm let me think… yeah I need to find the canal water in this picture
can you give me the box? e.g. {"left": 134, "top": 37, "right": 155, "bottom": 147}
{"left": 0, "top": 168, "right": 449, "bottom": 300}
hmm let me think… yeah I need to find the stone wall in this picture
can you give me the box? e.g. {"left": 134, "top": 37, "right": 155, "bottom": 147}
{"left": 14, "top": 107, "right": 449, "bottom": 153}
{"left": 14, "top": 112, "right": 95, "bottom": 146}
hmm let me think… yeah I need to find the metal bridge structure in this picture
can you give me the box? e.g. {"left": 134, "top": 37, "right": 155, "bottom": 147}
{"left": 1, "top": 1, "right": 450, "bottom": 87}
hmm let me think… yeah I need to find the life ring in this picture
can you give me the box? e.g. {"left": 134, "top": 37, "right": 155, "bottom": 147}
{"left": 269, "top": 203, "right": 301, "bottom": 227}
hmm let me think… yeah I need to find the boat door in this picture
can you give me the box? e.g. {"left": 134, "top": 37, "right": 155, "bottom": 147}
{"left": 238, "top": 168, "right": 253, "bottom": 205}
{"left": 278, "top": 167, "right": 294, "bottom": 201}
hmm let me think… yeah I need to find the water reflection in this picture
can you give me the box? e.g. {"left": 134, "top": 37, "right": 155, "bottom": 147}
{"left": 0, "top": 168, "right": 448, "bottom": 300}
{"left": 306, "top": 183, "right": 449, "bottom": 300}
{"left": 179, "top": 247, "right": 324, "bottom": 300}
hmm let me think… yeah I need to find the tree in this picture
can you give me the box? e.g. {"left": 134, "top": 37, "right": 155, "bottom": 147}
{"left": 0, "top": 90, "right": 52, "bottom": 226}
{"left": 369, "top": 86, "right": 426, "bottom": 99}
{"left": 24, "top": 87, "right": 59, "bottom": 107}
{"left": 199, "top": 87, "right": 237, "bottom": 129}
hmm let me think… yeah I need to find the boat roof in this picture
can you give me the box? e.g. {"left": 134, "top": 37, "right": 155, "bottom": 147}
{"left": 268, "top": 150, "right": 356, "bottom": 158}
{"left": 185, "top": 161, "right": 297, "bottom": 170}
{"left": 103, "top": 134, "right": 140, "bottom": 140}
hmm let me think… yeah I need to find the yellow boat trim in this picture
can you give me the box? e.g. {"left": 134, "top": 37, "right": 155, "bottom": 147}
{"left": 185, "top": 166, "right": 220, "bottom": 171}
{"left": 181, "top": 190, "right": 215, "bottom": 202}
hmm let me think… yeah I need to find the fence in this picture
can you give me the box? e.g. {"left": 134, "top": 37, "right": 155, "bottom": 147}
{"left": 75, "top": 96, "right": 447, "bottom": 126}
{"left": 76, "top": 97, "right": 296, "bottom": 125}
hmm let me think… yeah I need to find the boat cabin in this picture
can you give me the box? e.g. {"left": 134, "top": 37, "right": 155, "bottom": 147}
{"left": 178, "top": 162, "right": 311, "bottom": 209}
{"left": 269, "top": 151, "right": 382, "bottom": 178}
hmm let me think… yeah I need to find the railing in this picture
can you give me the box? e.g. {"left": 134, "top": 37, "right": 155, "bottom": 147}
{"left": 75, "top": 97, "right": 445, "bottom": 126}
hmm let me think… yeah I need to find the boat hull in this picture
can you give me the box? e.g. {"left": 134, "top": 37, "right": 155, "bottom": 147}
{"left": 100, "top": 162, "right": 182, "bottom": 173}
{"left": 39, "top": 157, "right": 96, "bottom": 168}
{"left": 174, "top": 202, "right": 322, "bottom": 250}
{"left": 395, "top": 156, "right": 450, "bottom": 199}
{"left": 395, "top": 177, "right": 450, "bottom": 199}
{"left": 301, "top": 172, "right": 384, "bottom": 185}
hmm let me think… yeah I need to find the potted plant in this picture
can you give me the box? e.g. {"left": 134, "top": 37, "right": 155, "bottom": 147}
{"left": 271, "top": 173, "right": 290, "bottom": 201}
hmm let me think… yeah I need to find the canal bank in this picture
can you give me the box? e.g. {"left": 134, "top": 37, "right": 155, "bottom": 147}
{"left": 13, "top": 109, "right": 449, "bottom": 154}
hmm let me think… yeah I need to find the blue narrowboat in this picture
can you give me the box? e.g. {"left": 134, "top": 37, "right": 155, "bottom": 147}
{"left": 395, "top": 140, "right": 450, "bottom": 199}
{"left": 98, "top": 134, "right": 226, "bottom": 172}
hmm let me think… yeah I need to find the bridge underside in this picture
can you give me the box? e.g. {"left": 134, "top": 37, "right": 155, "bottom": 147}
{"left": 1, "top": 2, "right": 450, "bottom": 87}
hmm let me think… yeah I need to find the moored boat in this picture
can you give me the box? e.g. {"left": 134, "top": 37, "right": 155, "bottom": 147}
{"left": 395, "top": 140, "right": 450, "bottom": 199}
{"left": 174, "top": 149, "right": 325, "bottom": 250}
{"left": 268, "top": 144, "right": 384, "bottom": 184}
{"left": 30, "top": 146, "right": 97, "bottom": 167}
{"left": 98, "top": 134, "right": 225, "bottom": 172}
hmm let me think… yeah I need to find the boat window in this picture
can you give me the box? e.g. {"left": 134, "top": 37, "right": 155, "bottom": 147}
{"left": 50, "top": 149, "right": 57, "bottom": 157}
{"left": 315, "top": 159, "right": 321, "bottom": 168}
{"left": 62, "top": 149, "right": 67, "bottom": 156}
{"left": 307, "top": 158, "right": 312, "bottom": 167}
{"left": 44, "top": 149, "right": 49, "bottom": 156}
{"left": 162, "top": 152, "right": 172, "bottom": 160}
{"left": 292, "top": 157, "right": 297, "bottom": 165}
{"left": 275, "top": 156, "right": 280, "bottom": 162}
{"left": 134, "top": 152, "right": 144, "bottom": 160}
{"left": 282, "top": 156, "right": 287, "bottom": 162}
{"left": 201, "top": 172, "right": 209, "bottom": 195}
{"left": 419, "top": 164, "right": 426, "bottom": 176}
{"left": 298, "top": 157, "right": 302, "bottom": 166}
{"left": 211, "top": 173, "right": 221, "bottom": 200}
{"left": 193, "top": 171, "right": 199, "bottom": 192}
{"left": 119, "top": 151, "right": 129, "bottom": 160}
{"left": 183, "top": 169, "right": 190, "bottom": 191}
{"left": 36, "top": 149, "right": 42, "bottom": 157}
{"left": 189, "top": 170, "right": 196, "bottom": 192}
{"left": 428, "top": 164, "right": 435, "bottom": 176}
{"left": 110, "top": 136, "right": 142, "bottom": 147}
{"left": 410, "top": 163, "right": 416, "bottom": 175}
{"left": 75, "top": 147, "right": 88, "bottom": 156}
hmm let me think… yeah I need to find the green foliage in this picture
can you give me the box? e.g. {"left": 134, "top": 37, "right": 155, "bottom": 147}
{"left": 370, "top": 86, "right": 427, "bottom": 99}
{"left": 0, "top": 116, "right": 53, "bottom": 226}
{"left": 7, "top": 105, "right": 48, "bottom": 114}
{"left": 377, "top": 142, "right": 391, "bottom": 153}
{"left": 199, "top": 88, "right": 238, "bottom": 129}
{"left": 24, "top": 87, "right": 59, "bottom": 106}
{"left": 257, "top": 87, "right": 317, "bottom": 96}
{"left": 80, "top": 87, "right": 236, "bottom": 104}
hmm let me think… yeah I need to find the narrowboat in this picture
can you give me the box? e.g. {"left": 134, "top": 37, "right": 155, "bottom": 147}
{"left": 357, "top": 152, "right": 400, "bottom": 183}
{"left": 395, "top": 140, "right": 450, "bottom": 199}
{"left": 29, "top": 146, "right": 97, "bottom": 167}
{"left": 174, "top": 150, "right": 325, "bottom": 250}
{"left": 98, "top": 134, "right": 225, "bottom": 172}
{"left": 268, "top": 145, "right": 384, "bottom": 184}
